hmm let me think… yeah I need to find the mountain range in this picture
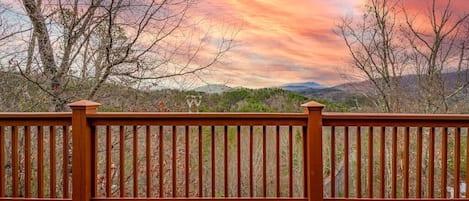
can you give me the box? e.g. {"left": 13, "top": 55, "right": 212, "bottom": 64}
{"left": 194, "top": 84, "right": 234, "bottom": 94}
{"left": 194, "top": 70, "right": 468, "bottom": 104}
{"left": 280, "top": 81, "right": 325, "bottom": 92}
{"left": 279, "top": 81, "right": 360, "bottom": 102}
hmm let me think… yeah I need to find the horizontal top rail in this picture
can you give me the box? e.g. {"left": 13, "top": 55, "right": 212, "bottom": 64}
{"left": 87, "top": 112, "right": 308, "bottom": 126}
{"left": 323, "top": 112, "right": 469, "bottom": 127}
{"left": 0, "top": 112, "right": 72, "bottom": 118}
{"left": 0, "top": 112, "right": 72, "bottom": 125}
{"left": 2, "top": 111, "right": 469, "bottom": 126}
{"left": 88, "top": 112, "right": 308, "bottom": 118}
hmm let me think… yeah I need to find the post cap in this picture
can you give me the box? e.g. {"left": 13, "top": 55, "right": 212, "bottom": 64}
{"left": 301, "top": 100, "right": 325, "bottom": 108}
{"left": 68, "top": 100, "right": 101, "bottom": 107}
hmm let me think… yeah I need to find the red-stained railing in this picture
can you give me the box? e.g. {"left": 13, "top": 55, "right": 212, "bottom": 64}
{"left": 87, "top": 114, "right": 310, "bottom": 200}
{"left": 322, "top": 113, "right": 469, "bottom": 200}
{"left": 0, "top": 113, "right": 72, "bottom": 200}
{"left": 1, "top": 100, "right": 469, "bottom": 201}
{"left": 68, "top": 100, "right": 323, "bottom": 201}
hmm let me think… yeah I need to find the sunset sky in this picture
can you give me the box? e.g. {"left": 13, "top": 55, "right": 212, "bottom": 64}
{"left": 2, "top": 0, "right": 468, "bottom": 89}
{"left": 189, "top": 0, "right": 469, "bottom": 88}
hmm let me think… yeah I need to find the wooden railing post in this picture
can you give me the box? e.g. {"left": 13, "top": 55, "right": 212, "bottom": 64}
{"left": 302, "top": 101, "right": 324, "bottom": 201}
{"left": 68, "top": 100, "right": 101, "bottom": 201}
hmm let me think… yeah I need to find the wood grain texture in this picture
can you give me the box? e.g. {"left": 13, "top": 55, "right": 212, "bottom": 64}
{"left": 69, "top": 101, "right": 99, "bottom": 201}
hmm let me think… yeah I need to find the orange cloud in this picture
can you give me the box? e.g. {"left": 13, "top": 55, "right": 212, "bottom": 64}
{"left": 189, "top": 0, "right": 468, "bottom": 88}
{"left": 187, "top": 0, "right": 362, "bottom": 87}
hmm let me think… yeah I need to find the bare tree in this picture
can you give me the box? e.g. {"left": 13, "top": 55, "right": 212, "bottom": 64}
{"left": 338, "top": 0, "right": 469, "bottom": 113}
{"left": 403, "top": 0, "right": 469, "bottom": 113}
{"left": 4, "top": 0, "right": 234, "bottom": 111}
{"left": 338, "top": 0, "right": 408, "bottom": 112}
{"left": 337, "top": 2, "right": 468, "bottom": 196}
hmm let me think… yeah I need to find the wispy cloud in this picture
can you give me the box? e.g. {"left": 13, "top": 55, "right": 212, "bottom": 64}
{"left": 190, "top": 0, "right": 362, "bottom": 87}
{"left": 189, "top": 0, "right": 469, "bottom": 88}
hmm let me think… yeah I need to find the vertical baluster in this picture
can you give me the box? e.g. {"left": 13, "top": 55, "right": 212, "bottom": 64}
{"left": 224, "top": 126, "right": 228, "bottom": 197}
{"left": 404, "top": 127, "right": 409, "bottom": 198}
{"left": 38, "top": 126, "right": 44, "bottom": 198}
{"left": 0, "top": 126, "right": 4, "bottom": 197}
{"left": 391, "top": 127, "right": 397, "bottom": 198}
{"left": 147, "top": 126, "right": 152, "bottom": 197}
{"left": 12, "top": 126, "right": 18, "bottom": 197}
{"left": 429, "top": 127, "right": 435, "bottom": 198}
{"left": 262, "top": 125, "right": 267, "bottom": 197}
{"left": 92, "top": 126, "right": 98, "bottom": 197}
{"left": 356, "top": 127, "right": 361, "bottom": 198}
{"left": 119, "top": 126, "right": 125, "bottom": 197}
{"left": 211, "top": 126, "right": 215, "bottom": 197}
{"left": 198, "top": 126, "right": 203, "bottom": 197}
{"left": 416, "top": 127, "right": 423, "bottom": 198}
{"left": 276, "top": 126, "right": 280, "bottom": 197}
{"left": 172, "top": 126, "right": 177, "bottom": 197}
{"left": 303, "top": 126, "right": 308, "bottom": 198}
{"left": 50, "top": 126, "right": 57, "bottom": 198}
{"left": 249, "top": 126, "right": 253, "bottom": 197}
{"left": 106, "top": 126, "right": 112, "bottom": 197}
{"left": 441, "top": 127, "right": 448, "bottom": 198}
{"left": 237, "top": 126, "right": 241, "bottom": 197}
{"left": 344, "top": 126, "right": 349, "bottom": 198}
{"left": 63, "top": 126, "right": 69, "bottom": 198}
{"left": 134, "top": 126, "right": 139, "bottom": 197}
{"left": 455, "top": 127, "right": 461, "bottom": 198}
{"left": 379, "top": 127, "right": 385, "bottom": 198}
{"left": 159, "top": 126, "right": 164, "bottom": 197}
{"left": 466, "top": 127, "right": 469, "bottom": 198}
{"left": 367, "top": 127, "right": 373, "bottom": 198}
{"left": 288, "top": 126, "right": 293, "bottom": 197}
{"left": 185, "top": 126, "right": 189, "bottom": 197}
{"left": 25, "top": 126, "right": 31, "bottom": 198}
{"left": 330, "top": 126, "right": 335, "bottom": 198}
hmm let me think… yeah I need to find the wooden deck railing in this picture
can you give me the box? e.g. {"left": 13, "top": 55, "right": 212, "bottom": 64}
{"left": 84, "top": 105, "right": 316, "bottom": 201}
{"left": 322, "top": 113, "right": 469, "bottom": 200}
{"left": 0, "top": 112, "right": 72, "bottom": 200}
{"left": 1, "top": 100, "right": 469, "bottom": 201}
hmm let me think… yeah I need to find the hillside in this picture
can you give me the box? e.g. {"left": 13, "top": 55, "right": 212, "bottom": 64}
{"left": 8, "top": 69, "right": 467, "bottom": 113}
{"left": 335, "top": 70, "right": 469, "bottom": 92}
{"left": 280, "top": 70, "right": 469, "bottom": 112}
{"left": 279, "top": 81, "right": 369, "bottom": 109}
{"left": 107, "top": 88, "right": 351, "bottom": 113}
{"left": 0, "top": 72, "right": 350, "bottom": 112}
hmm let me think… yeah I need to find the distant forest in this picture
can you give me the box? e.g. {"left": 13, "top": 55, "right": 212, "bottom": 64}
{"left": 0, "top": 71, "right": 354, "bottom": 112}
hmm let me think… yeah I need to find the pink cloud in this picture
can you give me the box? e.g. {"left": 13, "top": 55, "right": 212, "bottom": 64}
{"left": 188, "top": 0, "right": 468, "bottom": 88}
{"left": 186, "top": 0, "right": 362, "bottom": 87}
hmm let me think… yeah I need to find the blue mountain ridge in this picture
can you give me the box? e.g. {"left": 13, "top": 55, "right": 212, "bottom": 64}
{"left": 280, "top": 81, "right": 325, "bottom": 92}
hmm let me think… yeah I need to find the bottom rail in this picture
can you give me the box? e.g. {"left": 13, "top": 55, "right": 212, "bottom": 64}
{"left": 325, "top": 199, "right": 469, "bottom": 201}
{"left": 93, "top": 198, "right": 307, "bottom": 201}
{"left": 0, "top": 199, "right": 71, "bottom": 201}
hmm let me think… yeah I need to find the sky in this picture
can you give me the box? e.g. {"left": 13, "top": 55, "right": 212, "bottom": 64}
{"left": 192, "top": 0, "right": 361, "bottom": 88}
{"left": 188, "top": 0, "right": 469, "bottom": 88}
{"left": 2, "top": 0, "right": 468, "bottom": 89}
